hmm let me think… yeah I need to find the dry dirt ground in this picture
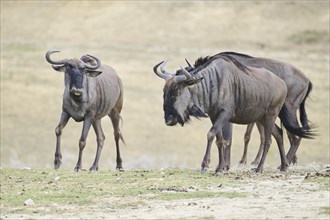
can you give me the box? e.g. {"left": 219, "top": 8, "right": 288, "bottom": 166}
{"left": 1, "top": 165, "right": 329, "bottom": 220}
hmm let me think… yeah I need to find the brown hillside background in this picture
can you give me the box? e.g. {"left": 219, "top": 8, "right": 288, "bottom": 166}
{"left": 1, "top": 1, "right": 329, "bottom": 170}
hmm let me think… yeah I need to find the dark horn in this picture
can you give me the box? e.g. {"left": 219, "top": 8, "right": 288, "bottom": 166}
{"left": 185, "top": 58, "right": 193, "bottom": 68}
{"left": 83, "top": 54, "right": 101, "bottom": 70}
{"left": 45, "top": 50, "right": 68, "bottom": 65}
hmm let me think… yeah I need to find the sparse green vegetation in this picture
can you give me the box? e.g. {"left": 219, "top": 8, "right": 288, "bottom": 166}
{"left": 1, "top": 167, "right": 329, "bottom": 219}
{"left": 289, "top": 30, "right": 328, "bottom": 44}
{"left": 0, "top": 168, "right": 243, "bottom": 209}
{"left": 305, "top": 176, "right": 330, "bottom": 191}
{"left": 319, "top": 206, "right": 330, "bottom": 215}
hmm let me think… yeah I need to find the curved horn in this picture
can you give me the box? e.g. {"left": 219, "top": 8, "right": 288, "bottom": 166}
{"left": 180, "top": 65, "right": 192, "bottom": 80}
{"left": 45, "top": 50, "right": 68, "bottom": 65}
{"left": 153, "top": 60, "right": 173, "bottom": 80}
{"left": 185, "top": 58, "right": 193, "bottom": 68}
{"left": 173, "top": 66, "right": 192, "bottom": 83}
{"left": 160, "top": 60, "right": 175, "bottom": 76}
{"left": 83, "top": 54, "right": 101, "bottom": 70}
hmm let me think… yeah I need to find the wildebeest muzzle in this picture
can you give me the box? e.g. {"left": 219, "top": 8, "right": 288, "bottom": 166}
{"left": 70, "top": 86, "right": 83, "bottom": 96}
{"left": 165, "top": 115, "right": 178, "bottom": 126}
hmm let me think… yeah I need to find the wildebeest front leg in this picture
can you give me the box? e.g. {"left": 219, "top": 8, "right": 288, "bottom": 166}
{"left": 251, "top": 122, "right": 265, "bottom": 166}
{"left": 206, "top": 112, "right": 231, "bottom": 175}
{"left": 201, "top": 140, "right": 212, "bottom": 172}
{"left": 201, "top": 114, "right": 231, "bottom": 172}
{"left": 255, "top": 114, "right": 277, "bottom": 173}
{"left": 89, "top": 119, "right": 105, "bottom": 171}
{"left": 223, "top": 122, "right": 232, "bottom": 170}
{"left": 74, "top": 115, "right": 93, "bottom": 172}
{"left": 54, "top": 112, "right": 70, "bottom": 169}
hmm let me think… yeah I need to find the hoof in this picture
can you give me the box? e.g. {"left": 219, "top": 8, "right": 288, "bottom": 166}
{"left": 89, "top": 166, "right": 98, "bottom": 172}
{"left": 200, "top": 167, "right": 208, "bottom": 173}
{"left": 54, "top": 162, "right": 62, "bottom": 170}
{"left": 215, "top": 171, "right": 222, "bottom": 176}
{"left": 116, "top": 167, "right": 124, "bottom": 172}
{"left": 279, "top": 164, "right": 289, "bottom": 172}
{"left": 74, "top": 166, "right": 82, "bottom": 172}
{"left": 237, "top": 163, "right": 246, "bottom": 168}
{"left": 252, "top": 167, "right": 263, "bottom": 173}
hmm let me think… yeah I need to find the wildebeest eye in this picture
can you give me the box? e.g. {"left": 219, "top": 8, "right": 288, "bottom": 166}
{"left": 65, "top": 64, "right": 72, "bottom": 70}
{"left": 170, "top": 96, "right": 176, "bottom": 102}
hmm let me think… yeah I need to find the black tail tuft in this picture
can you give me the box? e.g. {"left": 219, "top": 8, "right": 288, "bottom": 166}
{"left": 299, "top": 81, "right": 313, "bottom": 129}
{"left": 279, "top": 103, "right": 315, "bottom": 139}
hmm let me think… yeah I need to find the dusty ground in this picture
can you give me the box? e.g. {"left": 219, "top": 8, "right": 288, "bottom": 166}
{"left": 1, "top": 164, "right": 329, "bottom": 220}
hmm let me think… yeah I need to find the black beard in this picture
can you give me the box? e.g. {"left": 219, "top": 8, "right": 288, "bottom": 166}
{"left": 178, "top": 111, "right": 190, "bottom": 126}
{"left": 178, "top": 105, "right": 208, "bottom": 126}
{"left": 189, "top": 105, "right": 208, "bottom": 118}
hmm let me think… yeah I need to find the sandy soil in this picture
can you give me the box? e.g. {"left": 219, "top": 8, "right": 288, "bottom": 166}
{"left": 3, "top": 165, "right": 329, "bottom": 220}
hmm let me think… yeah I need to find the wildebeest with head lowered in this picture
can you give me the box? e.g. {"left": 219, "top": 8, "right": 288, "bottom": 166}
{"left": 217, "top": 52, "right": 314, "bottom": 166}
{"left": 154, "top": 55, "right": 311, "bottom": 173}
{"left": 45, "top": 50, "right": 124, "bottom": 172}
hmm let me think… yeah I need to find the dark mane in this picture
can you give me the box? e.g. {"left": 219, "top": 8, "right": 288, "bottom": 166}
{"left": 194, "top": 56, "right": 212, "bottom": 68}
{"left": 216, "top": 51, "right": 254, "bottom": 58}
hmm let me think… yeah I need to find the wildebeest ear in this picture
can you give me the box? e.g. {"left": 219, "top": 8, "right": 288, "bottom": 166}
{"left": 52, "top": 65, "right": 64, "bottom": 72}
{"left": 184, "top": 77, "right": 204, "bottom": 86}
{"left": 85, "top": 70, "right": 102, "bottom": 77}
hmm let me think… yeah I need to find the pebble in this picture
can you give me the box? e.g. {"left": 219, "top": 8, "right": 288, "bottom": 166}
{"left": 48, "top": 176, "right": 60, "bottom": 184}
{"left": 24, "top": 198, "right": 35, "bottom": 206}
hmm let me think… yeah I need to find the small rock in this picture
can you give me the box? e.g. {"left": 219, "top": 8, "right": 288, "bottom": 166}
{"left": 160, "top": 172, "right": 165, "bottom": 177}
{"left": 23, "top": 167, "right": 31, "bottom": 170}
{"left": 24, "top": 199, "right": 35, "bottom": 206}
{"left": 188, "top": 202, "right": 198, "bottom": 206}
{"left": 48, "top": 176, "right": 60, "bottom": 184}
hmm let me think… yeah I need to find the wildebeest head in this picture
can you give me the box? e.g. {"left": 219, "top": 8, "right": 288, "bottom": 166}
{"left": 153, "top": 60, "right": 204, "bottom": 126}
{"left": 45, "top": 50, "right": 102, "bottom": 103}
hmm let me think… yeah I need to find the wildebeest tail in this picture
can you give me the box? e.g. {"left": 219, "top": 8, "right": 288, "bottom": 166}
{"left": 278, "top": 103, "right": 315, "bottom": 139}
{"left": 119, "top": 115, "right": 126, "bottom": 145}
{"left": 299, "top": 81, "right": 313, "bottom": 129}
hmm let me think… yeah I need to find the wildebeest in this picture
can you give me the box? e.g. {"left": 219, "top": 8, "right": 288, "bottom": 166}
{"left": 154, "top": 55, "right": 312, "bottom": 173}
{"left": 217, "top": 51, "right": 314, "bottom": 166}
{"left": 45, "top": 50, "right": 124, "bottom": 172}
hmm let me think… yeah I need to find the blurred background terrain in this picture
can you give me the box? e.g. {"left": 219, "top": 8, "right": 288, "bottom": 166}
{"left": 1, "top": 1, "right": 329, "bottom": 170}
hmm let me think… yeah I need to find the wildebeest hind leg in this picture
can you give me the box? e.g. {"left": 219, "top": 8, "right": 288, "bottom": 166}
{"left": 284, "top": 104, "right": 301, "bottom": 164}
{"left": 254, "top": 115, "right": 275, "bottom": 173}
{"left": 272, "top": 124, "right": 289, "bottom": 171}
{"left": 110, "top": 111, "right": 124, "bottom": 171}
{"left": 89, "top": 119, "right": 105, "bottom": 171}
{"left": 239, "top": 123, "right": 254, "bottom": 166}
{"left": 54, "top": 112, "right": 70, "bottom": 169}
{"left": 286, "top": 132, "right": 301, "bottom": 165}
